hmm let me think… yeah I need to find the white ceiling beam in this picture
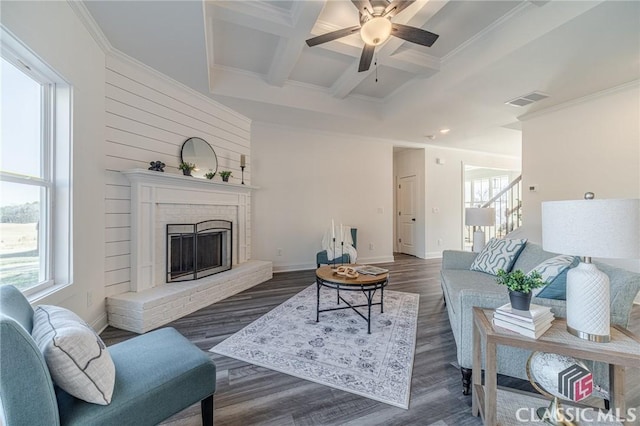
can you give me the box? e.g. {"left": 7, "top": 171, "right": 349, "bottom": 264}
{"left": 205, "top": 0, "right": 295, "bottom": 37}
{"left": 330, "top": 62, "right": 369, "bottom": 99}
{"left": 267, "top": 1, "right": 326, "bottom": 87}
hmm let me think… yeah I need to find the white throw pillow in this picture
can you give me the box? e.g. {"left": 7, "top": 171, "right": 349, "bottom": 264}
{"left": 32, "top": 305, "right": 115, "bottom": 405}
{"left": 470, "top": 238, "right": 528, "bottom": 275}
{"left": 529, "top": 254, "right": 576, "bottom": 296}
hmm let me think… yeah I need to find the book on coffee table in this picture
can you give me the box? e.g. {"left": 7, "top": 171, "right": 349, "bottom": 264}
{"left": 355, "top": 265, "right": 389, "bottom": 275}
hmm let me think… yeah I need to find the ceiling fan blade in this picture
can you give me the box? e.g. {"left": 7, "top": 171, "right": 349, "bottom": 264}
{"left": 358, "top": 44, "right": 375, "bottom": 72}
{"left": 351, "top": 0, "right": 374, "bottom": 16}
{"left": 306, "top": 25, "right": 361, "bottom": 47}
{"left": 391, "top": 23, "right": 439, "bottom": 47}
{"left": 383, "top": 0, "right": 415, "bottom": 18}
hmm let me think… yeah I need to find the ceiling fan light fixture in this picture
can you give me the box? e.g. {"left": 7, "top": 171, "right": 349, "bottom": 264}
{"left": 360, "top": 17, "right": 392, "bottom": 46}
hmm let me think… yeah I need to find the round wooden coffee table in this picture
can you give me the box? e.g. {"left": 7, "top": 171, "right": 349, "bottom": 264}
{"left": 315, "top": 265, "right": 389, "bottom": 334}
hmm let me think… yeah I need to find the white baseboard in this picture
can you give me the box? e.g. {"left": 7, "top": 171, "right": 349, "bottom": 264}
{"left": 273, "top": 262, "right": 317, "bottom": 273}
{"left": 272, "top": 255, "right": 395, "bottom": 273}
{"left": 358, "top": 255, "right": 395, "bottom": 264}
{"left": 92, "top": 312, "right": 109, "bottom": 334}
{"left": 424, "top": 251, "right": 443, "bottom": 259}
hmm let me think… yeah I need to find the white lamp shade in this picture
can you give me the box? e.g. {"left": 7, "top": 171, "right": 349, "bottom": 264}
{"left": 542, "top": 198, "right": 640, "bottom": 259}
{"left": 465, "top": 207, "right": 496, "bottom": 226}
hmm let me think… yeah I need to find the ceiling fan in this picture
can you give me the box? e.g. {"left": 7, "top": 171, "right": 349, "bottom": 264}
{"left": 305, "top": 0, "right": 439, "bottom": 72}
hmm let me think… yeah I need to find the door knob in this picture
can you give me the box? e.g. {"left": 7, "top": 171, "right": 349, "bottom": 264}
{"left": 412, "top": 218, "right": 416, "bottom": 221}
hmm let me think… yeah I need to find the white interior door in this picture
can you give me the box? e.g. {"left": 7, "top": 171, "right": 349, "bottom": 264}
{"left": 397, "top": 175, "right": 417, "bottom": 256}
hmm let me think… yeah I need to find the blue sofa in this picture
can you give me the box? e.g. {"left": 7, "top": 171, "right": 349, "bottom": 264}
{"left": 0, "top": 285, "right": 217, "bottom": 425}
{"left": 440, "top": 242, "right": 640, "bottom": 395}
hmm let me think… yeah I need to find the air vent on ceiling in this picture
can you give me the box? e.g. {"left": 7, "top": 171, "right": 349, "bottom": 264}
{"left": 505, "top": 91, "right": 550, "bottom": 107}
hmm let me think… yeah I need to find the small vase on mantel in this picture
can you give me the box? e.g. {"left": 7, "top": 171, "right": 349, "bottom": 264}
{"left": 509, "top": 290, "right": 532, "bottom": 311}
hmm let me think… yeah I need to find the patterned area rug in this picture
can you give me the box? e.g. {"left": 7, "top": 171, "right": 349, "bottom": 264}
{"left": 210, "top": 283, "right": 419, "bottom": 409}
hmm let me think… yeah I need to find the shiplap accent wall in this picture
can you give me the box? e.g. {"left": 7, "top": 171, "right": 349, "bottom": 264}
{"left": 104, "top": 54, "right": 251, "bottom": 297}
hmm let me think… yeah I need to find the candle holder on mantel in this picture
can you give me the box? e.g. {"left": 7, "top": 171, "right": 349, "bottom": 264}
{"left": 240, "top": 154, "right": 246, "bottom": 185}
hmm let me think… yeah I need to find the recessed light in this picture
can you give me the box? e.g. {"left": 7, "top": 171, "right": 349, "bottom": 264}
{"left": 440, "top": 128, "right": 450, "bottom": 134}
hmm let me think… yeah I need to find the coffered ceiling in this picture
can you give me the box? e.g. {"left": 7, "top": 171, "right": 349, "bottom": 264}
{"left": 85, "top": 0, "right": 640, "bottom": 157}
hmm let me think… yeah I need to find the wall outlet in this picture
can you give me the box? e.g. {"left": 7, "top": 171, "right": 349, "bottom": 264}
{"left": 369, "top": 243, "right": 375, "bottom": 251}
{"left": 377, "top": 207, "right": 384, "bottom": 214}
{"left": 529, "top": 185, "right": 538, "bottom": 192}
{"left": 277, "top": 248, "right": 283, "bottom": 256}
{"left": 86, "top": 291, "right": 93, "bottom": 307}
{"left": 432, "top": 207, "right": 439, "bottom": 213}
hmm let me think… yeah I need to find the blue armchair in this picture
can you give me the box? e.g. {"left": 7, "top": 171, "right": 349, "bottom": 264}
{"left": 0, "top": 285, "right": 216, "bottom": 425}
{"left": 316, "top": 228, "right": 357, "bottom": 268}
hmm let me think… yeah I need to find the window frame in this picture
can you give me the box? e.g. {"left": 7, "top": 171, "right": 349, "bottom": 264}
{"left": 1, "top": 28, "right": 72, "bottom": 298}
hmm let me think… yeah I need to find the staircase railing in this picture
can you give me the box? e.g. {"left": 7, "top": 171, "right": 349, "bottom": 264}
{"left": 481, "top": 175, "right": 522, "bottom": 239}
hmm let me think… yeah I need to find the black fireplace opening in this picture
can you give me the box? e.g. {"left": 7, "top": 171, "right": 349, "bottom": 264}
{"left": 166, "top": 220, "right": 232, "bottom": 282}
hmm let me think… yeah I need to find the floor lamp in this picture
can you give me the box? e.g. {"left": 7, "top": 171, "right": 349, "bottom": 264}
{"left": 465, "top": 207, "right": 495, "bottom": 252}
{"left": 542, "top": 194, "right": 640, "bottom": 342}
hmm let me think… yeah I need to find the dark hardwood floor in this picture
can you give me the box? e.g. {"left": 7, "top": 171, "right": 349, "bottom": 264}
{"left": 100, "top": 255, "right": 640, "bottom": 426}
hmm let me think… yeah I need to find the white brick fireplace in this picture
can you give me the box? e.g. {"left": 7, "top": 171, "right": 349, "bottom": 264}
{"left": 107, "top": 169, "right": 272, "bottom": 333}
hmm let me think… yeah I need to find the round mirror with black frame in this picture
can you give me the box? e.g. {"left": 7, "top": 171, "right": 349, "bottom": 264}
{"left": 181, "top": 137, "right": 218, "bottom": 179}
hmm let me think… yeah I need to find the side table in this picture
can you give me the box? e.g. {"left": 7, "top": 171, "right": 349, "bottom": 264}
{"left": 472, "top": 307, "right": 640, "bottom": 425}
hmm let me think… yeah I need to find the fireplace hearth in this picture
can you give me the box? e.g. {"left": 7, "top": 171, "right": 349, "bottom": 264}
{"left": 166, "top": 220, "right": 232, "bottom": 282}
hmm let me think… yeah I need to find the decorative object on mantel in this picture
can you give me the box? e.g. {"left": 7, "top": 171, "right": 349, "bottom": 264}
{"left": 178, "top": 161, "right": 196, "bottom": 176}
{"left": 496, "top": 268, "right": 545, "bottom": 311}
{"left": 219, "top": 171, "right": 232, "bottom": 182}
{"left": 542, "top": 193, "right": 640, "bottom": 343}
{"left": 211, "top": 283, "right": 419, "bottom": 409}
{"left": 148, "top": 160, "right": 165, "bottom": 172}
{"left": 181, "top": 137, "right": 218, "bottom": 179}
{"left": 204, "top": 172, "right": 216, "bottom": 180}
{"left": 240, "top": 154, "right": 246, "bottom": 185}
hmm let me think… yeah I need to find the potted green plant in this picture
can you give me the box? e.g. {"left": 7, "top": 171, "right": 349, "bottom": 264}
{"left": 219, "top": 170, "right": 232, "bottom": 182}
{"left": 178, "top": 162, "right": 196, "bottom": 176}
{"left": 204, "top": 171, "right": 216, "bottom": 180}
{"left": 496, "top": 269, "right": 545, "bottom": 311}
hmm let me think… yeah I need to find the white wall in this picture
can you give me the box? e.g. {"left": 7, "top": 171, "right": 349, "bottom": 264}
{"left": 1, "top": 1, "right": 106, "bottom": 327}
{"left": 103, "top": 54, "right": 252, "bottom": 298}
{"left": 423, "top": 147, "right": 521, "bottom": 257}
{"left": 520, "top": 82, "right": 640, "bottom": 273}
{"left": 251, "top": 123, "right": 394, "bottom": 271}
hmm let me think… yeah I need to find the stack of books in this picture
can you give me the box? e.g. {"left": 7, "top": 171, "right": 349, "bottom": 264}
{"left": 492, "top": 303, "right": 554, "bottom": 339}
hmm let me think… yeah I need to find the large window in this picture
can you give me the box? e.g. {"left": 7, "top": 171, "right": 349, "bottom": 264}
{"left": 1, "top": 32, "right": 71, "bottom": 296}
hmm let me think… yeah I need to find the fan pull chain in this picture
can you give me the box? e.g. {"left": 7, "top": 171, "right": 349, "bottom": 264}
{"left": 375, "top": 58, "right": 378, "bottom": 83}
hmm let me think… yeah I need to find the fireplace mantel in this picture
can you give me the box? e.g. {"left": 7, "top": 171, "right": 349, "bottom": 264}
{"left": 122, "top": 169, "right": 257, "bottom": 293}
{"left": 122, "top": 169, "right": 258, "bottom": 192}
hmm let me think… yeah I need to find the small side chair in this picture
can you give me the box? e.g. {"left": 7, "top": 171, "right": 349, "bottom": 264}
{"left": 0, "top": 285, "right": 217, "bottom": 426}
{"left": 316, "top": 228, "right": 357, "bottom": 267}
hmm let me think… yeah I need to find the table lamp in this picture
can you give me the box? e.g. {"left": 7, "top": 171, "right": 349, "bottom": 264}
{"left": 465, "top": 207, "right": 495, "bottom": 252}
{"left": 542, "top": 193, "right": 640, "bottom": 343}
